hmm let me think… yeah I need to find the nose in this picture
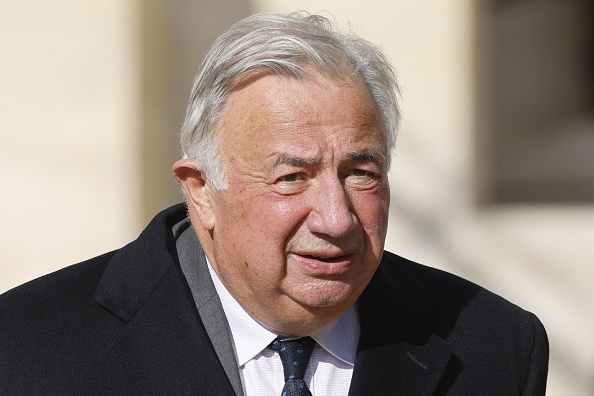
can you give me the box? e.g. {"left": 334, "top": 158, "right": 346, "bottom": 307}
{"left": 306, "top": 176, "right": 358, "bottom": 238}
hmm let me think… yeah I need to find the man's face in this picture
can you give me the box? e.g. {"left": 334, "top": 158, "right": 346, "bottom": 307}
{"left": 201, "top": 72, "right": 390, "bottom": 335}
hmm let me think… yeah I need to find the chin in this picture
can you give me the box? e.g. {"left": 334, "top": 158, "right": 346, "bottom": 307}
{"left": 292, "top": 281, "right": 356, "bottom": 309}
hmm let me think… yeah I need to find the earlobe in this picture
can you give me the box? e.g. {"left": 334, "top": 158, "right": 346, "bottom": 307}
{"left": 172, "top": 159, "right": 216, "bottom": 230}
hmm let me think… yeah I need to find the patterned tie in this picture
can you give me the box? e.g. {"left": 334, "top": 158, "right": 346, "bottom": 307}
{"left": 270, "top": 336, "right": 316, "bottom": 396}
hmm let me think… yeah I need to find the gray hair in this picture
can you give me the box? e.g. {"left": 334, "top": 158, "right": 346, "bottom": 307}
{"left": 179, "top": 12, "right": 400, "bottom": 190}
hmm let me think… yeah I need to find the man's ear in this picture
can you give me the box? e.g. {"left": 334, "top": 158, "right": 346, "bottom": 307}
{"left": 173, "top": 159, "right": 216, "bottom": 230}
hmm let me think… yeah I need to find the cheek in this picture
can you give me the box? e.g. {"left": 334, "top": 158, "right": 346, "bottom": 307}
{"left": 221, "top": 194, "right": 309, "bottom": 259}
{"left": 352, "top": 191, "right": 390, "bottom": 242}
{"left": 264, "top": 194, "right": 312, "bottom": 234}
{"left": 269, "top": 193, "right": 307, "bottom": 216}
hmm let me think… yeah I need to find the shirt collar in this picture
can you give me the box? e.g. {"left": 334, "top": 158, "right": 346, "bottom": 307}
{"left": 206, "top": 258, "right": 360, "bottom": 368}
{"left": 312, "top": 303, "right": 359, "bottom": 365}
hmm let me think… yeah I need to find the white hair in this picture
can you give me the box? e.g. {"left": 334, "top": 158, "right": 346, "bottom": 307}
{"left": 179, "top": 12, "right": 400, "bottom": 190}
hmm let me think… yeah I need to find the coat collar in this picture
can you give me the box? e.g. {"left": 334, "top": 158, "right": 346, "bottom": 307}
{"left": 94, "top": 204, "right": 188, "bottom": 322}
{"left": 94, "top": 203, "right": 236, "bottom": 395}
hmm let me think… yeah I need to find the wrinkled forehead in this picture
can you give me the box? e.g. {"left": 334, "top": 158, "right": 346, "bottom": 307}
{"left": 215, "top": 69, "right": 387, "bottom": 166}
{"left": 219, "top": 67, "right": 383, "bottom": 140}
{"left": 223, "top": 67, "right": 383, "bottom": 140}
{"left": 227, "top": 65, "right": 381, "bottom": 124}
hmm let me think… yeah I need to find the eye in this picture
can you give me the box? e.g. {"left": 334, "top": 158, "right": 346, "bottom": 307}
{"left": 278, "top": 173, "right": 301, "bottom": 183}
{"left": 352, "top": 169, "right": 374, "bottom": 177}
{"left": 345, "top": 168, "right": 379, "bottom": 188}
{"left": 273, "top": 172, "right": 309, "bottom": 194}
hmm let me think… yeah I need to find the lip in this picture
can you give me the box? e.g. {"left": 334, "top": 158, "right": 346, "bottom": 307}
{"left": 290, "top": 251, "right": 357, "bottom": 275}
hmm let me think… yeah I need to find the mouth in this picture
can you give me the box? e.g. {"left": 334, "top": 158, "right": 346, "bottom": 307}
{"left": 290, "top": 251, "right": 357, "bottom": 275}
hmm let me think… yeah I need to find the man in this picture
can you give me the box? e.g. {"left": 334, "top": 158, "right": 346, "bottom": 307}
{"left": 0, "top": 12, "right": 548, "bottom": 395}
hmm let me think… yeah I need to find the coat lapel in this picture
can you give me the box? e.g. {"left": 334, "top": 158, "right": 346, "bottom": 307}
{"left": 175, "top": 219, "right": 244, "bottom": 396}
{"left": 94, "top": 205, "right": 236, "bottom": 395}
{"left": 349, "top": 254, "right": 455, "bottom": 395}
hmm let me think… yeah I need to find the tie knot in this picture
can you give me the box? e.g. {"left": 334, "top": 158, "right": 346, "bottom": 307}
{"left": 270, "top": 337, "right": 316, "bottom": 382}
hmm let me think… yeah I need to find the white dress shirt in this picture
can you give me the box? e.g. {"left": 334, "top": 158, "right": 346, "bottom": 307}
{"left": 207, "top": 259, "right": 359, "bottom": 396}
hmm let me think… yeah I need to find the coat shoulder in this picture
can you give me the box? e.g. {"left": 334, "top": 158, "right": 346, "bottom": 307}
{"left": 380, "top": 250, "right": 535, "bottom": 320}
{"left": 0, "top": 251, "right": 132, "bottom": 395}
{"left": 0, "top": 251, "right": 115, "bottom": 317}
{"left": 377, "top": 251, "right": 549, "bottom": 394}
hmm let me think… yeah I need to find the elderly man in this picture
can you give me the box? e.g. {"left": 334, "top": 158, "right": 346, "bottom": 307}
{"left": 0, "top": 12, "right": 548, "bottom": 395}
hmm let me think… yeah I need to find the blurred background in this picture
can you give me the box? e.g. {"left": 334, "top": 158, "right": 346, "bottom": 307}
{"left": 1, "top": 0, "right": 593, "bottom": 394}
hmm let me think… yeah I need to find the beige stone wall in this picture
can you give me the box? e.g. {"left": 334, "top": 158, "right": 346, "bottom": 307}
{"left": 0, "top": 1, "right": 142, "bottom": 292}
{"left": 1, "top": 1, "right": 592, "bottom": 394}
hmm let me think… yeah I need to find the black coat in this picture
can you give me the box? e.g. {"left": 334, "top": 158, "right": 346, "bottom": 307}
{"left": 0, "top": 204, "right": 548, "bottom": 395}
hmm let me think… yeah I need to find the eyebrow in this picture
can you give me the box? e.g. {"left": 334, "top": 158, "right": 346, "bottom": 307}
{"left": 347, "top": 148, "right": 384, "bottom": 167}
{"left": 273, "top": 148, "right": 384, "bottom": 168}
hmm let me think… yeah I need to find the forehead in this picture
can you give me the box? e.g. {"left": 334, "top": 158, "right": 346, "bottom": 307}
{"left": 216, "top": 72, "right": 385, "bottom": 165}
{"left": 221, "top": 72, "right": 380, "bottom": 131}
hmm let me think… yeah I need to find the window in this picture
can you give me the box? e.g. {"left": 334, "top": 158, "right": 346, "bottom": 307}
{"left": 476, "top": 0, "right": 594, "bottom": 203}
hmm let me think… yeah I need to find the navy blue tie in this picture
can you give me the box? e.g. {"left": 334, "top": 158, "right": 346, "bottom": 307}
{"left": 270, "top": 337, "right": 316, "bottom": 396}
